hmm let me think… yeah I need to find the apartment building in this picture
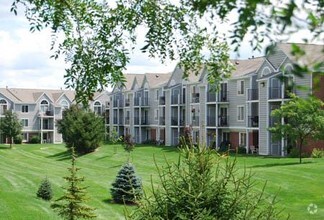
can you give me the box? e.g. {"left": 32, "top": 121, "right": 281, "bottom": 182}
{"left": 1, "top": 43, "right": 322, "bottom": 154}
{"left": 109, "top": 43, "right": 324, "bottom": 155}
{"left": 0, "top": 88, "right": 110, "bottom": 144}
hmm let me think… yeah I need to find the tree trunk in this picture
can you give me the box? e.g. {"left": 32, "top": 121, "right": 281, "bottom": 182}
{"left": 299, "top": 139, "right": 304, "bottom": 164}
{"left": 10, "top": 137, "right": 13, "bottom": 149}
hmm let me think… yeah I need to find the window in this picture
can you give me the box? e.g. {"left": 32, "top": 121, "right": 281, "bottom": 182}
{"left": 237, "top": 106, "right": 244, "bottom": 121}
{"left": 156, "top": 89, "right": 159, "bottom": 100}
{"left": 40, "top": 100, "right": 49, "bottom": 113}
{"left": 22, "top": 105, "right": 29, "bottom": 113}
{"left": 60, "top": 100, "right": 69, "bottom": 110}
{"left": 261, "top": 67, "right": 271, "bottom": 77}
{"left": 237, "top": 80, "right": 245, "bottom": 95}
{"left": 93, "top": 101, "right": 102, "bottom": 115}
{"left": 154, "top": 109, "right": 159, "bottom": 121}
{"left": 21, "top": 119, "right": 28, "bottom": 127}
{"left": 0, "top": 99, "right": 8, "bottom": 115}
{"left": 239, "top": 132, "right": 247, "bottom": 146}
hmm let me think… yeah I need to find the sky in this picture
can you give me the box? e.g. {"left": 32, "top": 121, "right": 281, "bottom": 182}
{"left": 0, "top": 1, "right": 319, "bottom": 90}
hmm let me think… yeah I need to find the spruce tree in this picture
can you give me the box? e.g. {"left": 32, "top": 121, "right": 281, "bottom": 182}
{"left": 111, "top": 163, "right": 142, "bottom": 204}
{"left": 36, "top": 177, "right": 53, "bottom": 201}
{"left": 51, "top": 147, "right": 96, "bottom": 219}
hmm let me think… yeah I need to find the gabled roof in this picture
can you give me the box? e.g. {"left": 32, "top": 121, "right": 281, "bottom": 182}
{"left": 277, "top": 43, "right": 324, "bottom": 67}
{"left": 0, "top": 88, "right": 76, "bottom": 104}
{"left": 144, "top": 72, "right": 172, "bottom": 88}
{"left": 230, "top": 57, "right": 264, "bottom": 78}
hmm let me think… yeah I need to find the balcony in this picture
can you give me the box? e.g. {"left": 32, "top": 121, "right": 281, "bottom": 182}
{"left": 125, "top": 117, "right": 130, "bottom": 125}
{"left": 171, "top": 117, "right": 178, "bottom": 126}
{"left": 113, "top": 118, "right": 118, "bottom": 124}
{"left": 248, "top": 89, "right": 259, "bottom": 101}
{"left": 159, "top": 96, "right": 165, "bottom": 105}
{"left": 218, "top": 91, "right": 228, "bottom": 102}
{"left": 269, "top": 117, "right": 280, "bottom": 127}
{"left": 125, "top": 99, "right": 130, "bottom": 107}
{"left": 207, "top": 92, "right": 216, "bottom": 102}
{"left": 134, "top": 117, "right": 140, "bottom": 125}
{"left": 141, "top": 117, "right": 148, "bottom": 125}
{"left": 207, "top": 116, "right": 216, "bottom": 126}
{"left": 39, "top": 110, "right": 54, "bottom": 117}
{"left": 118, "top": 118, "right": 123, "bottom": 125}
{"left": 192, "top": 93, "right": 200, "bottom": 103}
{"left": 134, "top": 97, "right": 149, "bottom": 107}
{"left": 269, "top": 87, "right": 282, "bottom": 99}
{"left": 192, "top": 116, "right": 199, "bottom": 126}
{"left": 42, "top": 124, "right": 54, "bottom": 130}
{"left": 134, "top": 98, "right": 140, "bottom": 106}
{"left": 248, "top": 116, "right": 259, "bottom": 127}
{"left": 113, "top": 99, "right": 124, "bottom": 107}
{"left": 159, "top": 117, "right": 165, "bottom": 125}
{"left": 218, "top": 116, "right": 228, "bottom": 126}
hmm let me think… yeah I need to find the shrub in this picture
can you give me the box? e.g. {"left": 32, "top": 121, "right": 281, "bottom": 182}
{"left": 37, "top": 177, "right": 53, "bottom": 201}
{"left": 129, "top": 146, "right": 284, "bottom": 219}
{"left": 111, "top": 163, "right": 142, "bottom": 204}
{"left": 14, "top": 135, "right": 23, "bottom": 144}
{"left": 123, "top": 134, "right": 135, "bottom": 153}
{"left": 237, "top": 146, "right": 247, "bottom": 154}
{"left": 179, "top": 126, "right": 193, "bottom": 148}
{"left": 29, "top": 136, "right": 40, "bottom": 144}
{"left": 312, "top": 148, "right": 324, "bottom": 158}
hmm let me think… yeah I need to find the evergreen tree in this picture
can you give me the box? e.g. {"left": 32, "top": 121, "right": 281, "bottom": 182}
{"left": 51, "top": 147, "right": 96, "bottom": 219}
{"left": 0, "top": 110, "right": 22, "bottom": 148}
{"left": 36, "top": 177, "right": 53, "bottom": 201}
{"left": 57, "top": 105, "right": 105, "bottom": 154}
{"left": 111, "top": 163, "right": 142, "bottom": 204}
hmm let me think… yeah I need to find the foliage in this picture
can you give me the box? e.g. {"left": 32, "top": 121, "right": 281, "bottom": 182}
{"left": 57, "top": 105, "right": 105, "bottom": 154}
{"left": 51, "top": 147, "right": 96, "bottom": 219}
{"left": 123, "top": 133, "right": 135, "bottom": 154}
{"left": 29, "top": 135, "right": 41, "bottom": 144}
{"left": 111, "top": 162, "right": 143, "bottom": 204}
{"left": 37, "top": 177, "right": 53, "bottom": 201}
{"left": 311, "top": 148, "right": 324, "bottom": 158}
{"left": 269, "top": 95, "right": 324, "bottom": 163}
{"left": 11, "top": 0, "right": 323, "bottom": 104}
{"left": 129, "top": 146, "right": 284, "bottom": 219}
{"left": 14, "top": 135, "right": 23, "bottom": 144}
{"left": 0, "top": 110, "right": 22, "bottom": 148}
{"left": 179, "top": 126, "right": 193, "bottom": 148}
{"left": 237, "top": 146, "right": 247, "bottom": 154}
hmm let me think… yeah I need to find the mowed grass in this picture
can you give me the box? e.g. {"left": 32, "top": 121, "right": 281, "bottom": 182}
{"left": 0, "top": 143, "right": 323, "bottom": 220}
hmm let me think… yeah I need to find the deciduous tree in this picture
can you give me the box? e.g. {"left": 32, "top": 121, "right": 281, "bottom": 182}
{"left": 269, "top": 95, "right": 324, "bottom": 163}
{"left": 0, "top": 110, "right": 22, "bottom": 148}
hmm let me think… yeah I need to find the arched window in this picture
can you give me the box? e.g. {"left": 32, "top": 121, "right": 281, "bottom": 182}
{"left": 284, "top": 64, "right": 293, "bottom": 74}
{"left": 261, "top": 66, "right": 271, "bottom": 77}
{"left": 93, "top": 101, "right": 102, "bottom": 115}
{"left": 40, "top": 100, "right": 49, "bottom": 113}
{"left": 60, "top": 100, "right": 69, "bottom": 110}
{"left": 0, "top": 99, "right": 8, "bottom": 115}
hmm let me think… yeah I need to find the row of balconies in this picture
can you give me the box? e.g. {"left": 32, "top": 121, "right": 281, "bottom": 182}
{"left": 247, "top": 87, "right": 295, "bottom": 101}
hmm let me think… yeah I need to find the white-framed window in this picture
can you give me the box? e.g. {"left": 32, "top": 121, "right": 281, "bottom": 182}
{"left": 154, "top": 109, "right": 159, "bottom": 121}
{"left": 0, "top": 99, "right": 8, "bottom": 115}
{"left": 239, "top": 132, "right": 247, "bottom": 146}
{"left": 261, "top": 66, "right": 271, "bottom": 77}
{"left": 21, "top": 119, "right": 28, "bottom": 127}
{"left": 237, "top": 105, "right": 244, "bottom": 121}
{"left": 40, "top": 100, "right": 49, "bottom": 113}
{"left": 237, "top": 80, "right": 245, "bottom": 95}
{"left": 93, "top": 101, "right": 102, "bottom": 115}
{"left": 22, "top": 105, "right": 29, "bottom": 113}
{"left": 60, "top": 100, "right": 69, "bottom": 110}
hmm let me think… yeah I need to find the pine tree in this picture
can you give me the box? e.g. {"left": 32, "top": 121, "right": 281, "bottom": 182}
{"left": 36, "top": 177, "right": 53, "bottom": 201}
{"left": 111, "top": 163, "right": 142, "bottom": 204}
{"left": 51, "top": 147, "right": 96, "bottom": 219}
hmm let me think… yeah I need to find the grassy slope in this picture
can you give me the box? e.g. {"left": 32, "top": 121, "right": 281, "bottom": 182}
{"left": 0, "top": 144, "right": 323, "bottom": 220}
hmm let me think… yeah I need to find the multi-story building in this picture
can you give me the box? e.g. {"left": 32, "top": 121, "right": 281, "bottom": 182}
{"left": 108, "top": 43, "right": 323, "bottom": 155}
{"left": 1, "top": 43, "right": 323, "bottom": 155}
{"left": 0, "top": 88, "right": 110, "bottom": 144}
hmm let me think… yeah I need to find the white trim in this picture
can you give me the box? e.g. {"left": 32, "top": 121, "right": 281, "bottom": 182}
{"left": 237, "top": 105, "right": 245, "bottom": 121}
{"left": 239, "top": 132, "right": 247, "bottom": 146}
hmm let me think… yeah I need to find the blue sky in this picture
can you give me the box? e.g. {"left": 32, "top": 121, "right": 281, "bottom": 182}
{"left": 0, "top": 1, "right": 318, "bottom": 90}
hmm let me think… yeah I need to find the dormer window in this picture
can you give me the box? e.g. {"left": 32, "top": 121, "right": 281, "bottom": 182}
{"left": 0, "top": 99, "right": 8, "bottom": 115}
{"left": 94, "top": 101, "right": 102, "bottom": 115}
{"left": 60, "top": 100, "right": 69, "bottom": 110}
{"left": 40, "top": 100, "right": 49, "bottom": 113}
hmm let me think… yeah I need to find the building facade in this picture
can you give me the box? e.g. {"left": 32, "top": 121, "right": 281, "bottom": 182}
{"left": 1, "top": 43, "right": 323, "bottom": 154}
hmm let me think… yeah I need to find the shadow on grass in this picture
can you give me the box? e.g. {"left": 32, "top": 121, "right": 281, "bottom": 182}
{"left": 46, "top": 150, "right": 71, "bottom": 161}
{"left": 0, "top": 145, "right": 10, "bottom": 150}
{"left": 135, "top": 144, "right": 180, "bottom": 153}
{"left": 250, "top": 161, "right": 313, "bottom": 168}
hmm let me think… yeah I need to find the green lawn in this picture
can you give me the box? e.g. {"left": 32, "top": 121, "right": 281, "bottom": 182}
{"left": 0, "top": 144, "right": 323, "bottom": 220}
